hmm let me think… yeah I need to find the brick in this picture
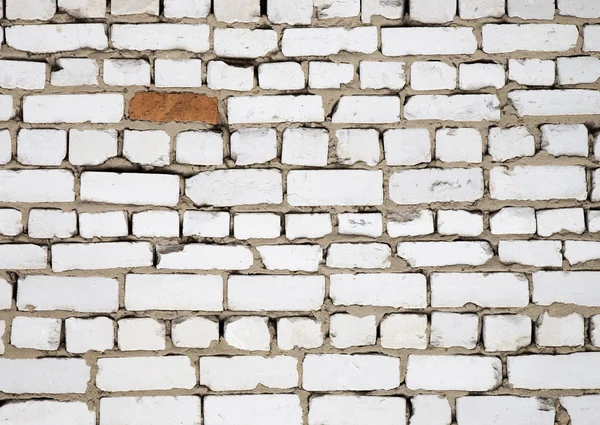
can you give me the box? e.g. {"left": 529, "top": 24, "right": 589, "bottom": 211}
{"left": 537, "top": 208, "right": 585, "bottom": 237}
{"left": 541, "top": 124, "right": 588, "bottom": 157}
{"left": 234, "top": 213, "right": 280, "bottom": 240}
{"left": 0, "top": 401, "right": 94, "bottom": 425}
{"left": 285, "top": 214, "right": 332, "bottom": 240}
{"left": 52, "top": 58, "right": 98, "bottom": 86}
{"left": 97, "top": 356, "right": 196, "bottom": 391}
{"left": 336, "top": 129, "right": 380, "bottom": 166}
{"left": 17, "top": 276, "right": 119, "bottom": 313}
{"left": 382, "top": 27, "right": 477, "bottom": 56}
{"left": 66, "top": 317, "right": 114, "bottom": 353}
{"left": 483, "top": 24, "right": 578, "bottom": 53}
{"left": 112, "top": 24, "right": 209, "bottom": 52}
{"left": 164, "top": 0, "right": 210, "bottom": 17}
{"left": 81, "top": 172, "right": 180, "bottom": 206}
{"left": 533, "top": 271, "right": 600, "bottom": 306}
{"left": 361, "top": 0, "right": 404, "bottom": 22}
{"left": 589, "top": 211, "right": 600, "bottom": 232}
{"left": 384, "top": 128, "right": 430, "bottom": 165}
{"left": 278, "top": 318, "right": 324, "bottom": 350}
{"left": 6, "top": 24, "right": 107, "bottom": 53}
{"left": 24, "top": 94, "right": 123, "bottom": 124}
{"left": 411, "top": 395, "right": 451, "bottom": 425}
{"left": 132, "top": 211, "right": 180, "bottom": 238}
{"left": 0, "top": 244, "right": 47, "bottom": 270}
{"left": 316, "top": 0, "right": 360, "bottom": 18}
{"left": 155, "top": 59, "right": 202, "bottom": 88}
{"left": 509, "top": 90, "right": 600, "bottom": 116}
{"left": 388, "top": 210, "right": 434, "bottom": 237}
{"left": 7, "top": 0, "right": 55, "bottom": 19}
{"left": 200, "top": 356, "right": 297, "bottom": 391}
{"left": 499, "top": 240, "right": 562, "bottom": 267}
{"left": 258, "top": 245, "right": 322, "bottom": 271}
{"left": 557, "top": 57, "right": 600, "bottom": 85}
{"left": 17, "top": 129, "right": 67, "bottom": 166}
{"left": 339, "top": 213, "right": 383, "bottom": 237}
{"left": 435, "top": 128, "right": 482, "bottom": 163}
{"left": 228, "top": 275, "right": 325, "bottom": 311}
{"left": 172, "top": 317, "right": 218, "bottom": 348}
{"left": 558, "top": 0, "right": 600, "bottom": 17}
{"left": 560, "top": 396, "right": 600, "bottom": 425}
{"left": 431, "top": 312, "right": 478, "bottom": 349}
{"left": 104, "top": 59, "right": 150, "bottom": 86}
{"left": 156, "top": 244, "right": 253, "bottom": 270}
{"left": 0, "top": 209, "right": 22, "bottom": 237}
{"left": 508, "top": 0, "right": 554, "bottom": 19}
{"left": 204, "top": 395, "right": 302, "bottom": 425}
{"left": 58, "top": 0, "right": 106, "bottom": 18}
{"left": 459, "top": 0, "right": 505, "bottom": 18}
{"left": 326, "top": 243, "right": 391, "bottom": 269}
{"left": 259, "top": 62, "right": 305, "bottom": 90}
{"left": 309, "top": 396, "right": 405, "bottom": 425}
{"left": 411, "top": 61, "right": 456, "bottom": 91}
{"left": 437, "top": 210, "right": 484, "bottom": 236}
{"left": 483, "top": 315, "right": 532, "bottom": 352}
{"left": 215, "top": 0, "right": 260, "bottom": 22}
{"left": 0, "top": 358, "right": 90, "bottom": 394}
{"left": 208, "top": 61, "right": 254, "bottom": 91}
{"left": 268, "top": 0, "right": 312, "bottom": 24}
{"left": 380, "top": 314, "right": 428, "bottom": 349}
{"left": 282, "top": 128, "right": 328, "bottom": 166}
{"left": 488, "top": 127, "right": 535, "bottom": 162}
{"left": 214, "top": 29, "right": 277, "bottom": 58}
{"left": 129, "top": 92, "right": 218, "bottom": 124}
{"left": 404, "top": 94, "right": 500, "bottom": 121}
{"left": 330, "top": 314, "right": 376, "bottom": 348}
{"left": 411, "top": 0, "right": 456, "bottom": 23}
{"left": 28, "top": 209, "right": 76, "bottom": 239}
{"left": 0, "top": 60, "right": 46, "bottom": 90}
{"left": 100, "top": 397, "right": 200, "bottom": 425}
{"left": 79, "top": 211, "right": 128, "bottom": 238}
{"left": 229, "top": 95, "right": 324, "bottom": 124}
{"left": 459, "top": 62, "right": 505, "bottom": 89}
{"left": 287, "top": 170, "right": 383, "bottom": 206}
{"left": 182, "top": 211, "right": 230, "bottom": 237}
{"left": 11, "top": 316, "right": 61, "bottom": 350}
{"left": 457, "top": 397, "right": 555, "bottom": 425}
{"left": 112, "top": 0, "right": 158, "bottom": 15}
{"left": 52, "top": 242, "right": 153, "bottom": 272}
{"left": 303, "top": 354, "right": 400, "bottom": 391}
{"left": 230, "top": 128, "right": 277, "bottom": 165}
{"left": 536, "top": 312, "right": 584, "bottom": 347}
{"left": 490, "top": 166, "right": 587, "bottom": 200}
{"left": 282, "top": 27, "right": 378, "bottom": 56}
{"left": 360, "top": 61, "right": 406, "bottom": 89}
{"left": 176, "top": 131, "right": 223, "bottom": 166}
{"left": 309, "top": 62, "right": 354, "bottom": 89}
{"left": 398, "top": 241, "right": 493, "bottom": 267}
{"left": 118, "top": 318, "right": 165, "bottom": 351}
{"left": 509, "top": 59, "right": 555, "bottom": 86}
{"left": 406, "top": 355, "right": 501, "bottom": 391}
{"left": 564, "top": 240, "right": 600, "bottom": 265}
{"left": 508, "top": 353, "right": 600, "bottom": 389}
{"left": 584, "top": 26, "right": 600, "bottom": 52}
{"left": 69, "top": 129, "right": 117, "bottom": 166}
{"left": 0, "top": 130, "right": 10, "bottom": 164}
{"left": 490, "top": 207, "right": 536, "bottom": 235}
{"left": 224, "top": 316, "right": 270, "bottom": 351}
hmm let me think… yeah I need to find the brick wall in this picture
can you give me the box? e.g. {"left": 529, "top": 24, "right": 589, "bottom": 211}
{"left": 0, "top": 0, "right": 600, "bottom": 424}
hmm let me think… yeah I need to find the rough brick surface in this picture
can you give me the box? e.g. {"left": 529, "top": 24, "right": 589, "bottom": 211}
{"left": 129, "top": 92, "right": 219, "bottom": 123}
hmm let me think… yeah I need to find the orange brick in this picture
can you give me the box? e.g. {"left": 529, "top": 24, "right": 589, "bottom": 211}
{"left": 129, "top": 92, "right": 219, "bottom": 124}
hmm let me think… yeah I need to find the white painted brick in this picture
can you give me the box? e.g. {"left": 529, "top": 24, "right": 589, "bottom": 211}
{"left": 52, "top": 58, "right": 98, "bottom": 86}
{"left": 66, "top": 317, "right": 114, "bottom": 353}
{"left": 282, "top": 128, "right": 328, "bottom": 166}
{"left": 404, "top": 94, "right": 500, "bottom": 121}
{"left": 459, "top": 0, "right": 505, "bottom": 18}
{"left": 309, "top": 62, "right": 354, "bottom": 89}
{"left": 0, "top": 130, "right": 10, "bottom": 164}
{"left": 331, "top": 273, "right": 426, "bottom": 308}
{"left": 234, "top": 213, "right": 280, "bottom": 240}
{"left": 157, "top": 244, "right": 252, "bottom": 270}
{"left": 103, "top": 59, "right": 150, "bottom": 86}
{"left": 303, "top": 354, "right": 400, "bottom": 391}
{"left": 536, "top": 312, "right": 583, "bottom": 347}
{"left": 537, "top": 208, "right": 585, "bottom": 237}
{"left": 0, "top": 279, "right": 13, "bottom": 310}
{"left": 214, "top": 0, "right": 260, "bottom": 22}
{"left": 224, "top": 316, "right": 270, "bottom": 351}
{"left": 382, "top": 27, "right": 477, "bottom": 56}
{"left": 309, "top": 396, "right": 406, "bottom": 425}
{"left": 172, "top": 317, "right": 219, "bottom": 348}
{"left": 339, "top": 213, "right": 382, "bottom": 237}
{"left": 384, "top": 128, "right": 431, "bottom": 165}
{"left": 112, "top": 24, "right": 209, "bottom": 52}
{"left": 0, "top": 401, "right": 95, "bottom": 425}
{"left": 557, "top": 57, "right": 600, "bottom": 85}
{"left": 410, "top": 395, "right": 451, "bottom": 425}
{"left": 594, "top": 170, "right": 600, "bottom": 201}
{"left": 509, "top": 90, "right": 600, "bottom": 116}
{"left": 17, "top": 129, "right": 66, "bottom": 166}
{"left": 431, "top": 272, "right": 529, "bottom": 308}
{"left": 28, "top": 209, "right": 76, "bottom": 239}
{"left": 200, "top": 356, "right": 297, "bottom": 391}
{"left": 17, "top": 276, "right": 119, "bottom": 313}
{"left": 316, "top": 0, "right": 360, "bottom": 18}
{"left": 437, "top": 210, "right": 483, "bottom": 236}
{"left": 111, "top": 0, "right": 158, "bottom": 15}
{"left": 58, "top": 0, "right": 106, "bottom": 18}
{"left": 96, "top": 356, "right": 196, "bottom": 391}
{"left": 488, "top": 126, "right": 535, "bottom": 161}
{"left": 589, "top": 211, "right": 600, "bottom": 232}
{"left": 278, "top": 318, "right": 323, "bottom": 350}
{"left": 81, "top": 172, "right": 180, "bottom": 206}
{"left": 336, "top": 129, "right": 380, "bottom": 166}
{"left": 435, "top": 128, "right": 482, "bottom": 163}
{"left": 155, "top": 59, "right": 202, "bottom": 88}
{"left": 559, "top": 0, "right": 600, "bottom": 17}
{"left": 0, "top": 209, "right": 23, "bottom": 236}
{"left": 330, "top": 314, "right": 376, "bottom": 348}
{"left": 100, "top": 396, "right": 200, "bottom": 425}
{"left": 560, "top": 396, "right": 600, "bottom": 425}
{"left": 69, "top": 129, "right": 117, "bottom": 166}
{"left": 0, "top": 358, "right": 90, "bottom": 394}
{"left": 176, "top": 131, "right": 223, "bottom": 166}
{"left": 361, "top": 0, "right": 404, "bottom": 22}
{"left": 564, "top": 240, "right": 600, "bottom": 265}
{"left": 360, "top": 61, "right": 406, "bottom": 89}
{"left": 533, "top": 271, "right": 600, "bottom": 306}
{"left": 52, "top": 242, "right": 153, "bottom": 272}
{"left": 411, "top": 0, "right": 457, "bottom": 23}
{"left": 0, "top": 96, "right": 13, "bottom": 121}
{"left": 508, "top": 353, "right": 600, "bottom": 389}
{"left": 207, "top": 61, "right": 254, "bottom": 91}
{"left": 125, "top": 274, "right": 223, "bottom": 311}
{"left": 118, "top": 318, "right": 165, "bottom": 351}
{"left": 398, "top": 241, "right": 492, "bottom": 267}
{"left": 585, "top": 26, "right": 600, "bottom": 51}
{"left": 288, "top": 170, "right": 383, "bottom": 206}
{"left": 380, "top": 314, "right": 428, "bottom": 349}
{"left": 228, "top": 96, "right": 324, "bottom": 124}
{"left": 509, "top": 59, "right": 555, "bottom": 86}
{"left": 164, "top": 0, "right": 210, "bottom": 17}
{"left": 258, "top": 245, "right": 322, "bottom": 272}
{"left": 333, "top": 96, "right": 400, "bottom": 124}
{"left": 79, "top": 211, "right": 128, "bottom": 238}
{"left": 11, "top": 316, "right": 61, "bottom": 350}
{"left": 457, "top": 396, "right": 555, "bottom": 425}
{"left": 508, "top": 0, "right": 554, "bottom": 19}
{"left": 23, "top": 94, "right": 123, "bottom": 124}
{"left": 204, "top": 395, "right": 302, "bottom": 425}
{"left": 187, "top": 170, "right": 281, "bottom": 206}
{"left": 214, "top": 29, "right": 278, "bottom": 58}
{"left": 282, "top": 27, "right": 378, "bottom": 56}
{"left": 6, "top": 24, "right": 108, "bottom": 53}
{"left": 259, "top": 62, "right": 305, "bottom": 90}
{"left": 327, "top": 243, "right": 391, "bottom": 269}
{"left": 268, "top": 0, "right": 312, "bottom": 24}
{"left": 388, "top": 210, "right": 434, "bottom": 237}
{"left": 7, "top": 0, "right": 55, "bottom": 19}
{"left": 431, "top": 312, "right": 478, "bottom": 349}
{"left": 231, "top": 128, "right": 277, "bottom": 165}
{"left": 406, "top": 355, "right": 501, "bottom": 391}
{"left": 541, "top": 124, "right": 588, "bottom": 157}
{"left": 0, "top": 60, "right": 46, "bottom": 90}
{"left": 412, "top": 61, "right": 456, "bottom": 91}
{"left": 132, "top": 210, "right": 180, "bottom": 238}
{"left": 483, "top": 315, "right": 532, "bottom": 352}
{"left": 0, "top": 244, "right": 47, "bottom": 269}
{"left": 499, "top": 240, "right": 562, "bottom": 267}
{"left": 0, "top": 321, "right": 5, "bottom": 354}
{"left": 390, "top": 168, "right": 483, "bottom": 205}
{"left": 490, "top": 207, "right": 536, "bottom": 235}
{"left": 459, "top": 62, "right": 505, "bottom": 90}
{"left": 285, "top": 214, "right": 332, "bottom": 240}
{"left": 483, "top": 24, "right": 578, "bottom": 53}
{"left": 182, "top": 211, "right": 227, "bottom": 239}
{"left": 490, "top": 166, "right": 587, "bottom": 200}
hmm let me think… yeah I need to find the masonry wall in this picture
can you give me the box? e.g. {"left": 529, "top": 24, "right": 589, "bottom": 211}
{"left": 0, "top": 0, "right": 600, "bottom": 424}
